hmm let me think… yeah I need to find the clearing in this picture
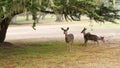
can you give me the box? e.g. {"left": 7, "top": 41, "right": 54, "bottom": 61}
{"left": 0, "top": 21, "right": 120, "bottom": 68}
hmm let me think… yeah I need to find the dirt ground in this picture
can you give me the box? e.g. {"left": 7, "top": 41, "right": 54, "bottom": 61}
{"left": 6, "top": 22, "right": 120, "bottom": 41}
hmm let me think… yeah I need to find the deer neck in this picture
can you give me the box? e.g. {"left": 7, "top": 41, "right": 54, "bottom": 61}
{"left": 65, "top": 33, "right": 68, "bottom": 38}
{"left": 83, "top": 32, "right": 86, "bottom": 36}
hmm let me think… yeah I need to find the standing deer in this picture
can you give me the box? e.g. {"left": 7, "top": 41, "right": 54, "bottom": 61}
{"left": 61, "top": 27, "right": 74, "bottom": 51}
{"left": 81, "top": 28, "right": 104, "bottom": 46}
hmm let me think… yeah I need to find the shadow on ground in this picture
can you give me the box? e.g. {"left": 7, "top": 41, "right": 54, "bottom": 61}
{"left": 0, "top": 42, "right": 17, "bottom": 48}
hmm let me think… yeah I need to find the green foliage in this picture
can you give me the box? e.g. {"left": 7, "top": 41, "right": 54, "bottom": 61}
{"left": 0, "top": 0, "right": 40, "bottom": 29}
{"left": 49, "top": 0, "right": 120, "bottom": 23}
{"left": 0, "top": 0, "right": 24, "bottom": 21}
{"left": 0, "top": 0, "right": 120, "bottom": 28}
{"left": 95, "top": 4, "right": 120, "bottom": 23}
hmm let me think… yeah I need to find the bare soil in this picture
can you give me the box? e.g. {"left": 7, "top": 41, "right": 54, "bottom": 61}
{"left": 6, "top": 22, "right": 120, "bottom": 42}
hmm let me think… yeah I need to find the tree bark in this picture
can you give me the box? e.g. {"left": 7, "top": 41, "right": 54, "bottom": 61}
{"left": 11, "top": 15, "right": 17, "bottom": 23}
{"left": 112, "top": 0, "right": 115, "bottom": 8}
{"left": 0, "top": 17, "right": 11, "bottom": 43}
{"left": 55, "top": 14, "right": 63, "bottom": 22}
{"left": 26, "top": 12, "right": 29, "bottom": 21}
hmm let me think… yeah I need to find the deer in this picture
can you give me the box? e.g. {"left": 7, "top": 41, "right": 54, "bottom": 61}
{"left": 61, "top": 27, "right": 74, "bottom": 52}
{"left": 81, "top": 28, "right": 105, "bottom": 46}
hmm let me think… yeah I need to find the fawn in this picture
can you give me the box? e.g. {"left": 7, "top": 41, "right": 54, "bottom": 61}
{"left": 61, "top": 27, "right": 74, "bottom": 51}
{"left": 81, "top": 28, "right": 104, "bottom": 46}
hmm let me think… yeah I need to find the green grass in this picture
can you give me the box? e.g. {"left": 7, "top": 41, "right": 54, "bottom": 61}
{"left": 73, "top": 22, "right": 120, "bottom": 29}
{"left": 87, "top": 23, "right": 120, "bottom": 29}
{"left": 16, "top": 14, "right": 56, "bottom": 23}
{"left": 0, "top": 41, "right": 81, "bottom": 68}
{"left": 0, "top": 41, "right": 120, "bottom": 68}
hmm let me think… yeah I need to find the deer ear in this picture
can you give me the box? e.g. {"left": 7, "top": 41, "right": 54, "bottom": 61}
{"left": 67, "top": 27, "right": 69, "bottom": 30}
{"left": 61, "top": 28, "right": 64, "bottom": 30}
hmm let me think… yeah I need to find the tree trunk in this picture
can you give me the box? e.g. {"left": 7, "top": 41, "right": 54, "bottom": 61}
{"left": 11, "top": 15, "right": 17, "bottom": 23}
{"left": 112, "top": 0, "right": 115, "bottom": 8}
{"left": 26, "top": 12, "right": 29, "bottom": 21}
{"left": 55, "top": 14, "right": 63, "bottom": 22}
{"left": 36, "top": 12, "right": 47, "bottom": 23}
{"left": 0, "top": 17, "right": 11, "bottom": 43}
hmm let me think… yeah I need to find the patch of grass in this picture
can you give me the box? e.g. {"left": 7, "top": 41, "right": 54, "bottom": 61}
{"left": 0, "top": 41, "right": 80, "bottom": 67}
{"left": 89, "top": 23, "right": 120, "bottom": 29}
{"left": 0, "top": 41, "right": 120, "bottom": 68}
{"left": 74, "top": 22, "right": 120, "bottom": 29}
{"left": 16, "top": 14, "right": 56, "bottom": 23}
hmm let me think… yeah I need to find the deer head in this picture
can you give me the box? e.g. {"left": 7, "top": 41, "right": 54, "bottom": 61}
{"left": 61, "top": 27, "right": 69, "bottom": 34}
{"left": 81, "top": 27, "right": 87, "bottom": 33}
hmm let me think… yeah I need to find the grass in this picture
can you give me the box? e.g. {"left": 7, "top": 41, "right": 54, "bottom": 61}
{"left": 0, "top": 41, "right": 74, "bottom": 68}
{"left": 16, "top": 14, "right": 56, "bottom": 23}
{"left": 73, "top": 21, "right": 120, "bottom": 29}
{"left": 0, "top": 41, "right": 120, "bottom": 68}
{"left": 86, "top": 22, "right": 120, "bottom": 29}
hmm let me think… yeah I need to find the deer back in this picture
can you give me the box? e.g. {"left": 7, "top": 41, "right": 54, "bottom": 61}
{"left": 84, "top": 33, "right": 99, "bottom": 41}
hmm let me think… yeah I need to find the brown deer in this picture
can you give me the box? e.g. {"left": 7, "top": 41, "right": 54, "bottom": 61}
{"left": 61, "top": 27, "right": 74, "bottom": 51}
{"left": 81, "top": 28, "right": 104, "bottom": 46}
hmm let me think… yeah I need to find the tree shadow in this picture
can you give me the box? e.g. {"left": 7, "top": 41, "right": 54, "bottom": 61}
{"left": 0, "top": 42, "right": 16, "bottom": 48}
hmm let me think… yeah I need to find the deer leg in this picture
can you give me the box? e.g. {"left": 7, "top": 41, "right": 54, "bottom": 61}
{"left": 96, "top": 41, "right": 99, "bottom": 45}
{"left": 93, "top": 41, "right": 97, "bottom": 45}
{"left": 94, "top": 41, "right": 96, "bottom": 45}
{"left": 69, "top": 43, "right": 72, "bottom": 52}
{"left": 67, "top": 43, "right": 71, "bottom": 52}
{"left": 84, "top": 39, "right": 88, "bottom": 46}
{"left": 70, "top": 41, "right": 73, "bottom": 52}
{"left": 66, "top": 43, "right": 69, "bottom": 51}
{"left": 102, "top": 39, "right": 105, "bottom": 43}
{"left": 69, "top": 43, "right": 71, "bottom": 52}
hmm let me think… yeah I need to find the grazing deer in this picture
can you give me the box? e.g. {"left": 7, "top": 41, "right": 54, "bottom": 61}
{"left": 61, "top": 27, "right": 74, "bottom": 51}
{"left": 81, "top": 28, "right": 104, "bottom": 46}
